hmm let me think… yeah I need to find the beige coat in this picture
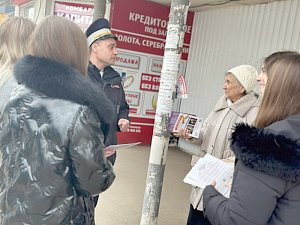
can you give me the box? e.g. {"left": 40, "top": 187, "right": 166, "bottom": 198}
{"left": 190, "top": 91, "right": 260, "bottom": 210}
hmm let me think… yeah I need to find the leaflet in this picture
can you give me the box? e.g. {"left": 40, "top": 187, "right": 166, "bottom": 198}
{"left": 183, "top": 154, "right": 234, "bottom": 198}
{"left": 104, "top": 142, "right": 141, "bottom": 151}
{"left": 170, "top": 112, "right": 203, "bottom": 138}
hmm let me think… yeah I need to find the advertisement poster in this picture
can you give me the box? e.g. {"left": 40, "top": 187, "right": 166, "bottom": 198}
{"left": 110, "top": 0, "right": 194, "bottom": 144}
{"left": 54, "top": 1, "right": 94, "bottom": 31}
{"left": 53, "top": 0, "right": 194, "bottom": 144}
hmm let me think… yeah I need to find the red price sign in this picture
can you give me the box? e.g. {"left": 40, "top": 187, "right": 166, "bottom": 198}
{"left": 140, "top": 73, "right": 160, "bottom": 92}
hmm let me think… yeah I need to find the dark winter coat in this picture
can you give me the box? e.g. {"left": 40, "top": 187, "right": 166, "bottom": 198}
{"left": 88, "top": 63, "right": 129, "bottom": 147}
{"left": 203, "top": 114, "right": 300, "bottom": 225}
{"left": 0, "top": 55, "right": 116, "bottom": 225}
{"left": 0, "top": 69, "right": 18, "bottom": 113}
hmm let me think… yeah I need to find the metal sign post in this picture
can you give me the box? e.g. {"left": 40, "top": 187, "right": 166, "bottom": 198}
{"left": 140, "top": 0, "right": 190, "bottom": 224}
{"left": 93, "top": 0, "right": 106, "bottom": 20}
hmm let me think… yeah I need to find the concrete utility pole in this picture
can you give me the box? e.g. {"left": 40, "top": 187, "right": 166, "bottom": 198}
{"left": 93, "top": 0, "right": 106, "bottom": 20}
{"left": 140, "top": 1, "right": 190, "bottom": 224}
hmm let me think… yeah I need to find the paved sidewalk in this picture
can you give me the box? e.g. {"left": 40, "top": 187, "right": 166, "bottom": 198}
{"left": 95, "top": 145, "right": 192, "bottom": 225}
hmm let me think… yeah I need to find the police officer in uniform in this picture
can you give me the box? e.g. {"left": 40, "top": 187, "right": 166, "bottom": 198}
{"left": 86, "top": 18, "right": 130, "bottom": 206}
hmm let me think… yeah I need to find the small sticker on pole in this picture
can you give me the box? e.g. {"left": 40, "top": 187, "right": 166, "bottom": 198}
{"left": 177, "top": 75, "right": 188, "bottom": 98}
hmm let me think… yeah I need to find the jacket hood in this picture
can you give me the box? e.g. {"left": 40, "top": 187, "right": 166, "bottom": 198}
{"left": 231, "top": 115, "right": 300, "bottom": 182}
{"left": 13, "top": 55, "right": 116, "bottom": 126}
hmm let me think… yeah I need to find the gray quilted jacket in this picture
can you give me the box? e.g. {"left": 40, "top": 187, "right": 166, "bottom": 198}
{"left": 203, "top": 115, "right": 300, "bottom": 225}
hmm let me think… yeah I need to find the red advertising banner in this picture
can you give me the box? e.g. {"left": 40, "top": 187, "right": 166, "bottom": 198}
{"left": 117, "top": 117, "right": 155, "bottom": 144}
{"left": 54, "top": 1, "right": 93, "bottom": 30}
{"left": 12, "top": 0, "right": 31, "bottom": 5}
{"left": 110, "top": 0, "right": 194, "bottom": 144}
{"left": 110, "top": 0, "right": 194, "bottom": 60}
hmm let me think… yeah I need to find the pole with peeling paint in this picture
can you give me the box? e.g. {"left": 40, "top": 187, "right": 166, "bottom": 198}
{"left": 140, "top": 1, "right": 190, "bottom": 224}
{"left": 93, "top": 0, "right": 106, "bottom": 20}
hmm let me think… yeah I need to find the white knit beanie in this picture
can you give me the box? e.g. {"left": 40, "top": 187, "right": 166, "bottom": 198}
{"left": 227, "top": 65, "right": 258, "bottom": 93}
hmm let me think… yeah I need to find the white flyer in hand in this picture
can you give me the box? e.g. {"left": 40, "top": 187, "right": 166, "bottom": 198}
{"left": 183, "top": 154, "right": 234, "bottom": 198}
{"left": 104, "top": 142, "right": 141, "bottom": 151}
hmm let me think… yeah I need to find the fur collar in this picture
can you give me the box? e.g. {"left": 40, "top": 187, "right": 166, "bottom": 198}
{"left": 214, "top": 92, "right": 260, "bottom": 117}
{"left": 231, "top": 122, "right": 300, "bottom": 182}
{"left": 13, "top": 55, "right": 116, "bottom": 126}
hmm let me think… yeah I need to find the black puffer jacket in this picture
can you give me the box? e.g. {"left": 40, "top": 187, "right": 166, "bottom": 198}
{"left": 203, "top": 114, "right": 300, "bottom": 225}
{"left": 0, "top": 55, "right": 116, "bottom": 225}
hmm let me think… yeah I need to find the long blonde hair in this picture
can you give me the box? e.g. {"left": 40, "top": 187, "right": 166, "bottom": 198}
{"left": 0, "top": 17, "right": 35, "bottom": 86}
{"left": 255, "top": 53, "right": 300, "bottom": 128}
{"left": 28, "top": 16, "right": 89, "bottom": 76}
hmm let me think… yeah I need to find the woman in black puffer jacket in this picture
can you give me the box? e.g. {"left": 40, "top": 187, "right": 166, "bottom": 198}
{"left": 0, "top": 16, "right": 116, "bottom": 225}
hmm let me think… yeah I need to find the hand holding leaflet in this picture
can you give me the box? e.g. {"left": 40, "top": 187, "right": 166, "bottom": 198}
{"left": 183, "top": 154, "right": 234, "bottom": 198}
{"left": 170, "top": 112, "right": 203, "bottom": 138}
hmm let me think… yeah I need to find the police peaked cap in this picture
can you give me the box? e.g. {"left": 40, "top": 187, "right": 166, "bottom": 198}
{"left": 85, "top": 18, "right": 117, "bottom": 47}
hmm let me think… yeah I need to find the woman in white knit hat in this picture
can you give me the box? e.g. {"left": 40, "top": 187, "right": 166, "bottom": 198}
{"left": 174, "top": 64, "right": 260, "bottom": 225}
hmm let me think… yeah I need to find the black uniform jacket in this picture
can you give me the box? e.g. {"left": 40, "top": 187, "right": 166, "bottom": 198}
{"left": 88, "top": 63, "right": 130, "bottom": 148}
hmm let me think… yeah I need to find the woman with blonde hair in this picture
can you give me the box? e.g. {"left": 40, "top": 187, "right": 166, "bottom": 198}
{"left": 203, "top": 52, "right": 300, "bottom": 225}
{"left": 0, "top": 16, "right": 35, "bottom": 111}
{"left": 0, "top": 16, "right": 116, "bottom": 224}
